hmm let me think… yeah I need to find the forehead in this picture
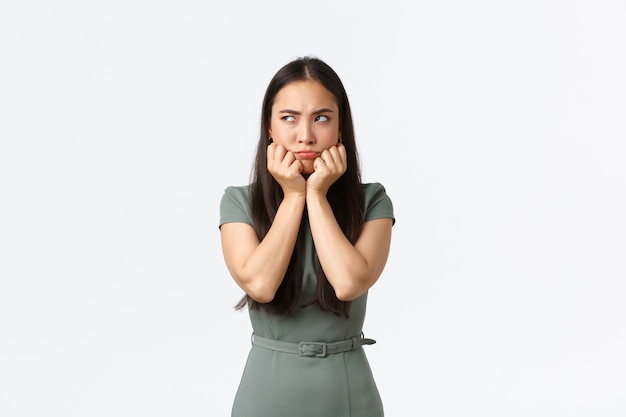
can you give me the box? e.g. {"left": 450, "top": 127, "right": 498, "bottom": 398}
{"left": 273, "top": 80, "right": 337, "bottom": 109}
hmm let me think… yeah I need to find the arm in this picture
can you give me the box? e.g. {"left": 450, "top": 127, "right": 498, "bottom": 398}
{"left": 306, "top": 193, "right": 392, "bottom": 301}
{"left": 306, "top": 144, "right": 392, "bottom": 301}
{"left": 220, "top": 193, "right": 305, "bottom": 303}
{"left": 220, "top": 143, "right": 306, "bottom": 303}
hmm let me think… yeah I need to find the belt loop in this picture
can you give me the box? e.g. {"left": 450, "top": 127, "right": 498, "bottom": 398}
{"left": 352, "top": 331, "right": 364, "bottom": 349}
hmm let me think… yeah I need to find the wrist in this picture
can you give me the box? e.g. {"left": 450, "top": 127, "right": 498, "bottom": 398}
{"left": 305, "top": 189, "right": 327, "bottom": 203}
{"left": 283, "top": 191, "right": 307, "bottom": 203}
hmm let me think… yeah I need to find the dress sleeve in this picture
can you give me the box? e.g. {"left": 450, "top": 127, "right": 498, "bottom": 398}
{"left": 219, "top": 186, "right": 253, "bottom": 228}
{"left": 363, "top": 182, "right": 395, "bottom": 225}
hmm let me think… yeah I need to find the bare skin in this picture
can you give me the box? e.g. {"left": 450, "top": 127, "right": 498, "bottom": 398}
{"left": 221, "top": 80, "right": 392, "bottom": 302}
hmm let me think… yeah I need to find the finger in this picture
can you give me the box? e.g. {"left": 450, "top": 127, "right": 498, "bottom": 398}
{"left": 337, "top": 144, "right": 348, "bottom": 170}
{"left": 320, "top": 148, "right": 340, "bottom": 171}
{"left": 267, "top": 143, "right": 276, "bottom": 168}
{"left": 274, "top": 144, "right": 287, "bottom": 162}
{"left": 292, "top": 159, "right": 303, "bottom": 174}
{"left": 325, "top": 146, "right": 340, "bottom": 163}
{"left": 313, "top": 156, "right": 326, "bottom": 173}
{"left": 324, "top": 144, "right": 347, "bottom": 172}
{"left": 282, "top": 150, "right": 296, "bottom": 166}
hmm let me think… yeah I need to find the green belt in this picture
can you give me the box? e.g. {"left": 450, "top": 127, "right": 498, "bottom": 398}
{"left": 251, "top": 333, "right": 376, "bottom": 358}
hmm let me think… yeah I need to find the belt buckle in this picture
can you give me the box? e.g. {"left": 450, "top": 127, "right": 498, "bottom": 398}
{"left": 299, "top": 342, "right": 327, "bottom": 358}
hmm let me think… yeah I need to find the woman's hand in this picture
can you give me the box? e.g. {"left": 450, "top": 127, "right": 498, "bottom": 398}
{"left": 267, "top": 143, "right": 306, "bottom": 195}
{"left": 306, "top": 144, "right": 347, "bottom": 195}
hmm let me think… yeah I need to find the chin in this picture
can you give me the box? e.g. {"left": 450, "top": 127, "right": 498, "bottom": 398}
{"left": 301, "top": 162, "right": 315, "bottom": 174}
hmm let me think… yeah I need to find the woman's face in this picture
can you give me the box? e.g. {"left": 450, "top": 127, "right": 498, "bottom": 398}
{"left": 268, "top": 79, "right": 341, "bottom": 175}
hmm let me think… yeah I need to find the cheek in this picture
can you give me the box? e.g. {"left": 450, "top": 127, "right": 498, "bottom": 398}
{"left": 271, "top": 136, "right": 290, "bottom": 147}
{"left": 320, "top": 131, "right": 340, "bottom": 146}
{"left": 321, "top": 123, "right": 341, "bottom": 138}
{"left": 269, "top": 125, "right": 291, "bottom": 142}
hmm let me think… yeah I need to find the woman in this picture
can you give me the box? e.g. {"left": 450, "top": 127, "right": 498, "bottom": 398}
{"left": 219, "top": 56, "right": 394, "bottom": 417}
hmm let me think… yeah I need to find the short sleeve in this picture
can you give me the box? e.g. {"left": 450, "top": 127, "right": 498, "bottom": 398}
{"left": 363, "top": 183, "right": 395, "bottom": 225}
{"left": 219, "top": 185, "right": 253, "bottom": 228}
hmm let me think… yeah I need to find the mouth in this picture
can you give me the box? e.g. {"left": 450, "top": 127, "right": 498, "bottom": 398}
{"left": 295, "top": 151, "right": 319, "bottom": 160}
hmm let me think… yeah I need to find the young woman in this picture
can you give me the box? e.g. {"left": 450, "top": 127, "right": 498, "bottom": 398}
{"left": 219, "top": 56, "right": 395, "bottom": 417}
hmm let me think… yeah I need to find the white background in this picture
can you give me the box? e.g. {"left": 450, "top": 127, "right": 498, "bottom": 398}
{"left": 1, "top": 0, "right": 625, "bottom": 416}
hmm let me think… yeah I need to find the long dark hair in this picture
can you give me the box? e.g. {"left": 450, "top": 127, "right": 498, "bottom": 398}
{"left": 236, "top": 56, "right": 365, "bottom": 318}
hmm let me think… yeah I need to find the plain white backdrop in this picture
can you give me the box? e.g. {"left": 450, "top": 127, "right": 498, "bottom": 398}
{"left": 1, "top": 0, "right": 625, "bottom": 416}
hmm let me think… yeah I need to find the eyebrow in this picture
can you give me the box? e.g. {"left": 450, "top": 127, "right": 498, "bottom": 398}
{"left": 278, "top": 108, "right": 335, "bottom": 115}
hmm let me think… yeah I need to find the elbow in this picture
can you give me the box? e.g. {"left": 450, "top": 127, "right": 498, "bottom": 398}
{"left": 332, "top": 271, "right": 379, "bottom": 301}
{"left": 232, "top": 269, "right": 280, "bottom": 304}
{"left": 249, "top": 291, "right": 275, "bottom": 304}
{"left": 335, "top": 292, "right": 357, "bottom": 302}
{"left": 243, "top": 281, "right": 278, "bottom": 304}
{"left": 333, "top": 285, "right": 363, "bottom": 302}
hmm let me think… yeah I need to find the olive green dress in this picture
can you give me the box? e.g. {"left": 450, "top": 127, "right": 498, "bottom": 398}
{"left": 219, "top": 183, "right": 394, "bottom": 417}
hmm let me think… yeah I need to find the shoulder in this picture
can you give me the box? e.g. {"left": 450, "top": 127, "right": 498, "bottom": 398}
{"left": 363, "top": 182, "right": 390, "bottom": 200}
{"left": 219, "top": 185, "right": 253, "bottom": 227}
{"left": 222, "top": 184, "right": 250, "bottom": 200}
{"left": 362, "top": 182, "right": 395, "bottom": 224}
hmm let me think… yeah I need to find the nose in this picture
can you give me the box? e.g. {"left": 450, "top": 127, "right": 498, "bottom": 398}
{"left": 298, "top": 122, "right": 315, "bottom": 144}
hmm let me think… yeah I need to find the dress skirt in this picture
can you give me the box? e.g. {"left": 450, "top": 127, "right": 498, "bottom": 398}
{"left": 231, "top": 344, "right": 384, "bottom": 417}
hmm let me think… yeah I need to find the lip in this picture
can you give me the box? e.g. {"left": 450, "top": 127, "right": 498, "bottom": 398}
{"left": 295, "top": 151, "right": 319, "bottom": 159}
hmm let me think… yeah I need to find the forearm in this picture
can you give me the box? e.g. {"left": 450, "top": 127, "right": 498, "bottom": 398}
{"left": 305, "top": 192, "right": 372, "bottom": 301}
{"left": 233, "top": 193, "right": 305, "bottom": 302}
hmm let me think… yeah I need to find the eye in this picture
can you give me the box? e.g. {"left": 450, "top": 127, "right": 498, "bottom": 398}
{"left": 315, "top": 115, "right": 329, "bottom": 122}
{"left": 282, "top": 115, "right": 295, "bottom": 122}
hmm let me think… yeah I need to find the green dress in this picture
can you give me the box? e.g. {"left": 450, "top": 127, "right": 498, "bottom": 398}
{"left": 219, "top": 183, "right": 394, "bottom": 417}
